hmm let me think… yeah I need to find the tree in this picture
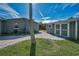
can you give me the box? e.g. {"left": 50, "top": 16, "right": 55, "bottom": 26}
{"left": 29, "top": 3, "right": 36, "bottom": 56}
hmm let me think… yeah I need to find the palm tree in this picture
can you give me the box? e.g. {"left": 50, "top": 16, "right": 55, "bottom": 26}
{"left": 29, "top": 3, "right": 36, "bottom": 56}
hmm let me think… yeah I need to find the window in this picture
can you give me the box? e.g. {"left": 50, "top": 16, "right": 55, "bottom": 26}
{"left": 49, "top": 25, "right": 51, "bottom": 27}
{"left": 56, "top": 24, "right": 60, "bottom": 35}
{"left": 14, "top": 25, "right": 19, "bottom": 28}
{"left": 49, "top": 24, "right": 52, "bottom": 28}
{"left": 13, "top": 23, "right": 19, "bottom": 30}
{"left": 61, "top": 24, "right": 67, "bottom": 36}
{"left": 56, "top": 24, "right": 60, "bottom": 29}
{"left": 61, "top": 24, "right": 67, "bottom": 29}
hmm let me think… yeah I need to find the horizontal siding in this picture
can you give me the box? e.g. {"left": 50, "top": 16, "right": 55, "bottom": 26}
{"left": 78, "top": 21, "right": 79, "bottom": 39}
{"left": 46, "top": 19, "right": 79, "bottom": 40}
{"left": 6, "top": 20, "right": 26, "bottom": 33}
{"left": 0, "top": 21, "right": 1, "bottom": 35}
{"left": 52, "top": 24, "right": 54, "bottom": 34}
{"left": 1, "top": 21, "right": 7, "bottom": 34}
{"left": 1, "top": 19, "right": 39, "bottom": 34}
{"left": 69, "top": 21, "right": 75, "bottom": 39}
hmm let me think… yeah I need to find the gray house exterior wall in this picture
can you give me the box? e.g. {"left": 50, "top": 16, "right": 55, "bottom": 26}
{"left": 33, "top": 22, "right": 39, "bottom": 32}
{"left": 78, "top": 21, "right": 79, "bottom": 39}
{"left": 1, "top": 19, "right": 28, "bottom": 34}
{"left": 1, "top": 21, "right": 8, "bottom": 34}
{"left": 52, "top": 24, "right": 54, "bottom": 34}
{"left": 0, "top": 21, "right": 1, "bottom": 35}
{"left": 46, "top": 18, "right": 79, "bottom": 40}
{"left": 46, "top": 23, "right": 53, "bottom": 33}
{"left": 69, "top": 21, "right": 75, "bottom": 39}
{"left": 46, "top": 24, "right": 49, "bottom": 33}
{"left": 0, "top": 18, "right": 39, "bottom": 35}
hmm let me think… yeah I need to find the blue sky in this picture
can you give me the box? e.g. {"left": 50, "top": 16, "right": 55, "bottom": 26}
{"left": 0, "top": 3, "right": 79, "bottom": 22}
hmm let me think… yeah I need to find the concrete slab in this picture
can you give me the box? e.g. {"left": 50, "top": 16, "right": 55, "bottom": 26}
{"left": 0, "top": 31, "right": 66, "bottom": 49}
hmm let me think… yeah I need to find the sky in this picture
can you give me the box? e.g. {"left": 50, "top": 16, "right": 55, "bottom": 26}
{"left": 0, "top": 3, "right": 79, "bottom": 22}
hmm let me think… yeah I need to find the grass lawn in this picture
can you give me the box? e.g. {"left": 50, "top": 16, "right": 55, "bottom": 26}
{"left": 0, "top": 39, "right": 79, "bottom": 56}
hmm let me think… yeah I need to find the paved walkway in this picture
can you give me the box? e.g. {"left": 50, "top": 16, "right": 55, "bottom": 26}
{"left": 0, "top": 31, "right": 66, "bottom": 49}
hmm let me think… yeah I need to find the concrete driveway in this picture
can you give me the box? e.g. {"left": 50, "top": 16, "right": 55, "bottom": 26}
{"left": 0, "top": 31, "right": 66, "bottom": 48}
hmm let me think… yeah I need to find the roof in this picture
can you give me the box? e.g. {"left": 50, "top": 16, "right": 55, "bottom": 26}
{"left": 0, "top": 17, "right": 38, "bottom": 24}
{"left": 47, "top": 18, "right": 79, "bottom": 24}
{"left": 6, "top": 18, "right": 28, "bottom": 20}
{"left": 0, "top": 17, "right": 5, "bottom": 21}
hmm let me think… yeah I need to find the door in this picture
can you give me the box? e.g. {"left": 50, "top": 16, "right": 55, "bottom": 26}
{"left": 13, "top": 25, "right": 19, "bottom": 34}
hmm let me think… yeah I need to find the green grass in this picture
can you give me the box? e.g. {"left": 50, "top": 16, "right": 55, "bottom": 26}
{"left": 0, "top": 39, "right": 79, "bottom": 56}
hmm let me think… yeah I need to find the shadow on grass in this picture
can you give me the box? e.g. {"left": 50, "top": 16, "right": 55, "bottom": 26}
{"left": 30, "top": 40, "right": 36, "bottom": 56}
{"left": 66, "top": 38, "right": 79, "bottom": 44}
{"left": 49, "top": 33, "right": 79, "bottom": 44}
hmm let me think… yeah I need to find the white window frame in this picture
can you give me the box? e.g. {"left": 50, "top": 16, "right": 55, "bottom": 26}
{"left": 61, "top": 24, "right": 68, "bottom": 37}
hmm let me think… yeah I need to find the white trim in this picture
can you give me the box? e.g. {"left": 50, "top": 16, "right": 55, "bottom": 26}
{"left": 67, "top": 23, "right": 70, "bottom": 37}
{"left": 60, "top": 24, "right": 62, "bottom": 36}
{"left": 50, "top": 24, "right": 52, "bottom": 33}
{"left": 75, "top": 21, "right": 78, "bottom": 40}
{"left": 56, "top": 29, "right": 60, "bottom": 30}
{"left": 54, "top": 24, "right": 56, "bottom": 34}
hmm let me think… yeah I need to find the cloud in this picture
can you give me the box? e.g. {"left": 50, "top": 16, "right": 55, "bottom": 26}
{"left": 41, "top": 19, "right": 58, "bottom": 24}
{"left": 0, "top": 10, "right": 11, "bottom": 18}
{"left": 48, "top": 6, "right": 53, "bottom": 12}
{"left": 9, "top": 13, "right": 20, "bottom": 18}
{"left": 0, "top": 3, "right": 21, "bottom": 18}
{"left": 39, "top": 10, "right": 51, "bottom": 20}
{"left": 39, "top": 10, "right": 44, "bottom": 17}
{"left": 54, "top": 4, "right": 58, "bottom": 10}
{"left": 70, "top": 3, "right": 77, "bottom": 7}
{"left": 62, "top": 4, "right": 70, "bottom": 10}
{"left": 48, "top": 5, "right": 57, "bottom": 14}
{"left": 73, "top": 12, "right": 79, "bottom": 18}
{"left": 48, "top": 4, "right": 58, "bottom": 11}
{"left": 42, "top": 17, "right": 51, "bottom": 20}
{"left": 62, "top": 3, "right": 77, "bottom": 10}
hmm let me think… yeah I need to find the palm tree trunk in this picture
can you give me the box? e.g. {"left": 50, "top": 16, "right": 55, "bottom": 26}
{"left": 29, "top": 3, "right": 36, "bottom": 56}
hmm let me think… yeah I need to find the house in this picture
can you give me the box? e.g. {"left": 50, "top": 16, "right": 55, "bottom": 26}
{"left": 0, "top": 18, "right": 39, "bottom": 35}
{"left": 0, "top": 20, "right": 2, "bottom": 35}
{"left": 46, "top": 18, "right": 79, "bottom": 40}
{"left": 39, "top": 20, "right": 58, "bottom": 30}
